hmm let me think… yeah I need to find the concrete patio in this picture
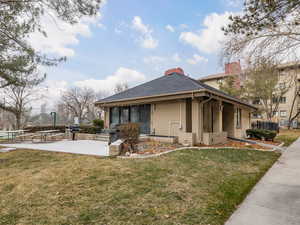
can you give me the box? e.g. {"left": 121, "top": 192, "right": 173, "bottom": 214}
{"left": 225, "top": 137, "right": 300, "bottom": 225}
{"left": 1, "top": 140, "right": 109, "bottom": 156}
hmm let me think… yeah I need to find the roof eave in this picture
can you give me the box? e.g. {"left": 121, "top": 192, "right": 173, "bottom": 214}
{"left": 95, "top": 90, "right": 206, "bottom": 107}
{"left": 95, "top": 89, "right": 257, "bottom": 110}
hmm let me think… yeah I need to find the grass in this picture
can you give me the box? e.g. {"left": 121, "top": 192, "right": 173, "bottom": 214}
{"left": 275, "top": 129, "right": 300, "bottom": 146}
{"left": 0, "top": 149, "right": 280, "bottom": 225}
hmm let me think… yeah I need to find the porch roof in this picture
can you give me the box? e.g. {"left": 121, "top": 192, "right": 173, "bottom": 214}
{"left": 96, "top": 73, "right": 256, "bottom": 109}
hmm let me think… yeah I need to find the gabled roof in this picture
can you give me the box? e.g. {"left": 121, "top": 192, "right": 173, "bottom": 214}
{"left": 96, "top": 73, "right": 256, "bottom": 109}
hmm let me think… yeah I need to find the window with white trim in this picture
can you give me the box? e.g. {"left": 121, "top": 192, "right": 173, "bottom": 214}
{"left": 280, "top": 110, "right": 287, "bottom": 117}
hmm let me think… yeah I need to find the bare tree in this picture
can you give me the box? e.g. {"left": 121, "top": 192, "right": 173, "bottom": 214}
{"left": 114, "top": 82, "right": 129, "bottom": 94}
{"left": 219, "top": 76, "right": 244, "bottom": 98}
{"left": 244, "top": 57, "right": 294, "bottom": 121}
{"left": 222, "top": 0, "right": 300, "bottom": 63}
{"left": 0, "top": 73, "right": 45, "bottom": 129}
{"left": 60, "top": 87, "right": 96, "bottom": 124}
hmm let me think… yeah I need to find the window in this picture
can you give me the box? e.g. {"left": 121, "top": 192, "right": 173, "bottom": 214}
{"left": 280, "top": 110, "right": 287, "bottom": 117}
{"left": 109, "top": 105, "right": 151, "bottom": 134}
{"left": 279, "top": 83, "right": 286, "bottom": 89}
{"left": 279, "top": 120, "right": 287, "bottom": 127}
{"left": 120, "top": 107, "right": 129, "bottom": 124}
{"left": 252, "top": 98, "right": 261, "bottom": 105}
{"left": 273, "top": 96, "right": 286, "bottom": 104}
{"left": 279, "top": 97, "right": 286, "bottom": 104}
{"left": 130, "top": 106, "right": 139, "bottom": 123}
{"left": 272, "top": 111, "right": 278, "bottom": 117}
{"left": 110, "top": 107, "right": 120, "bottom": 126}
{"left": 252, "top": 112, "right": 261, "bottom": 119}
{"left": 236, "top": 108, "right": 242, "bottom": 128}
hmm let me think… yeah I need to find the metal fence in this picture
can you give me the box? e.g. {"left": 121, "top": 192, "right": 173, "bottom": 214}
{"left": 251, "top": 121, "right": 279, "bottom": 132}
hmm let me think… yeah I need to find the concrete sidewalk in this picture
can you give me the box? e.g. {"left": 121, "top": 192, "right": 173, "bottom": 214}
{"left": 226, "top": 138, "right": 300, "bottom": 225}
{"left": 1, "top": 140, "right": 109, "bottom": 156}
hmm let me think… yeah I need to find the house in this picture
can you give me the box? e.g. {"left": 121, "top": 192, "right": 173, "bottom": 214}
{"left": 199, "top": 61, "right": 300, "bottom": 128}
{"left": 95, "top": 68, "right": 256, "bottom": 146}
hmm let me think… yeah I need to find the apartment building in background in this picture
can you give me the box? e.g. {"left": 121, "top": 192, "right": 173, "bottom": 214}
{"left": 199, "top": 61, "right": 300, "bottom": 128}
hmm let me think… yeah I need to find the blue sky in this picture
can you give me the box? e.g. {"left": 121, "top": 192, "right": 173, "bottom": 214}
{"left": 30, "top": 0, "right": 242, "bottom": 106}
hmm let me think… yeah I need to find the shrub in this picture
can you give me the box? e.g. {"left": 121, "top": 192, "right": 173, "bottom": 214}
{"left": 25, "top": 125, "right": 66, "bottom": 133}
{"left": 119, "top": 123, "right": 140, "bottom": 153}
{"left": 246, "top": 129, "right": 277, "bottom": 141}
{"left": 93, "top": 119, "right": 104, "bottom": 128}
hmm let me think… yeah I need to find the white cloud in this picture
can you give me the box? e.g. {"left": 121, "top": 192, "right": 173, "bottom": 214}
{"left": 179, "top": 12, "right": 236, "bottom": 54}
{"left": 165, "top": 25, "right": 175, "bottom": 32}
{"left": 172, "top": 53, "right": 181, "bottom": 62}
{"left": 144, "top": 53, "right": 182, "bottom": 65}
{"left": 179, "top": 24, "right": 189, "bottom": 29}
{"left": 29, "top": 11, "right": 103, "bottom": 57}
{"left": 132, "top": 16, "right": 150, "bottom": 34}
{"left": 224, "top": 0, "right": 243, "bottom": 7}
{"left": 143, "top": 56, "right": 166, "bottom": 64}
{"left": 187, "top": 54, "right": 208, "bottom": 64}
{"left": 74, "top": 67, "right": 146, "bottom": 93}
{"left": 131, "top": 16, "right": 158, "bottom": 49}
{"left": 141, "top": 37, "right": 159, "bottom": 49}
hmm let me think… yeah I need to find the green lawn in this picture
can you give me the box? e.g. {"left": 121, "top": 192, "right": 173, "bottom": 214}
{"left": 0, "top": 149, "right": 280, "bottom": 225}
{"left": 275, "top": 129, "right": 300, "bottom": 147}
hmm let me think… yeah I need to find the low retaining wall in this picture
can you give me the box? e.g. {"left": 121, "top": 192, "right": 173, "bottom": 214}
{"left": 139, "top": 135, "right": 178, "bottom": 144}
{"left": 74, "top": 133, "right": 97, "bottom": 140}
{"left": 203, "top": 132, "right": 227, "bottom": 145}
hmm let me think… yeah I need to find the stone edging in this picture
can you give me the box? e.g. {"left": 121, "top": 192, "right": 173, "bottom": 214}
{"left": 117, "top": 146, "right": 278, "bottom": 159}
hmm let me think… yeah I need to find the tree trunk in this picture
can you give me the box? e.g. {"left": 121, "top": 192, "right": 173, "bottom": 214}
{"left": 15, "top": 114, "right": 21, "bottom": 130}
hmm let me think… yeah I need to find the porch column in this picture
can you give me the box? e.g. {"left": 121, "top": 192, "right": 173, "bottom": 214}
{"left": 218, "top": 101, "right": 223, "bottom": 132}
{"left": 192, "top": 99, "right": 201, "bottom": 143}
{"left": 104, "top": 107, "right": 110, "bottom": 128}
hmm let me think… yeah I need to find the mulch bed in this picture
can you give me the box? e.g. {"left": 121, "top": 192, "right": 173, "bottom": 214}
{"left": 196, "top": 140, "right": 271, "bottom": 150}
{"left": 133, "top": 139, "right": 272, "bottom": 156}
{"left": 135, "top": 141, "right": 183, "bottom": 155}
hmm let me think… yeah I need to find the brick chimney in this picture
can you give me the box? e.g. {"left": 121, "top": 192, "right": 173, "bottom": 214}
{"left": 224, "top": 61, "right": 242, "bottom": 89}
{"left": 225, "top": 61, "right": 242, "bottom": 74}
{"left": 164, "top": 67, "right": 185, "bottom": 76}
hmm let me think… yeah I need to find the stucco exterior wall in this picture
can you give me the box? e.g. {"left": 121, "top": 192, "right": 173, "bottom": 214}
{"left": 202, "top": 80, "right": 220, "bottom": 89}
{"left": 234, "top": 106, "right": 251, "bottom": 138}
{"left": 151, "top": 100, "right": 186, "bottom": 137}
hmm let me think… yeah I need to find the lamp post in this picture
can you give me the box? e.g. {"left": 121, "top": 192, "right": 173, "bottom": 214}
{"left": 50, "top": 112, "right": 57, "bottom": 128}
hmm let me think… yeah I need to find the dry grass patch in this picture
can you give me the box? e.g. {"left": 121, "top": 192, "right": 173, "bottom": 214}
{"left": 275, "top": 129, "right": 300, "bottom": 146}
{"left": 0, "top": 149, "right": 280, "bottom": 225}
